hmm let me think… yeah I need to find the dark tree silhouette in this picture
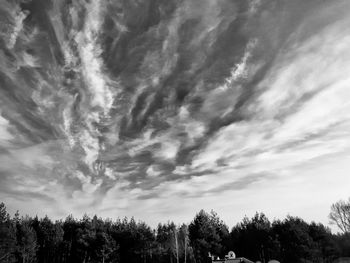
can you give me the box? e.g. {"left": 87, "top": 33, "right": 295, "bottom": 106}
{"left": 188, "top": 210, "right": 229, "bottom": 263}
{"left": 0, "top": 202, "right": 17, "bottom": 262}
{"left": 0, "top": 202, "right": 348, "bottom": 263}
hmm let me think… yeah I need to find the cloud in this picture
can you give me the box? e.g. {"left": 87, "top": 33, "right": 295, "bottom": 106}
{"left": 0, "top": 114, "right": 13, "bottom": 145}
{"left": 192, "top": 4, "right": 350, "bottom": 174}
{"left": 1, "top": 0, "right": 350, "bottom": 229}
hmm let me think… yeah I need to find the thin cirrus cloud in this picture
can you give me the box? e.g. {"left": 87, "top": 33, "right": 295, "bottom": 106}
{"left": 0, "top": 0, "right": 349, "bottom": 228}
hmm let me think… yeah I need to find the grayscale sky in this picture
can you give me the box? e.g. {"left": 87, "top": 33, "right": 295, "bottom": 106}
{"left": 0, "top": 0, "right": 349, "bottom": 229}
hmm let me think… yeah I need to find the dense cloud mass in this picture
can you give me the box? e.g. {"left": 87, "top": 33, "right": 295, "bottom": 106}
{"left": 1, "top": 0, "right": 350, "bottom": 223}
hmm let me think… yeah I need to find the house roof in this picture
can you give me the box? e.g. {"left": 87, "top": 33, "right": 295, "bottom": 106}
{"left": 213, "top": 257, "right": 255, "bottom": 263}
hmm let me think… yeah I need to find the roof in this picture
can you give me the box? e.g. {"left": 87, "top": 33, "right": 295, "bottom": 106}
{"left": 213, "top": 258, "right": 255, "bottom": 263}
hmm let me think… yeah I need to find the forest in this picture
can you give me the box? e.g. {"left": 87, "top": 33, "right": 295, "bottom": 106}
{"left": 1, "top": 201, "right": 350, "bottom": 263}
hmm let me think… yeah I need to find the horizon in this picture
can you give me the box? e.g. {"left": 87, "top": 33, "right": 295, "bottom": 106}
{"left": 1, "top": 0, "right": 350, "bottom": 236}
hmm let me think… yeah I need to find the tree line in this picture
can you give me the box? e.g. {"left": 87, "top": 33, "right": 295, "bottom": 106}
{"left": 1, "top": 199, "right": 350, "bottom": 263}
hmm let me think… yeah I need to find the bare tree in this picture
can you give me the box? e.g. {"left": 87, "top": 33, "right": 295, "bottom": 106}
{"left": 329, "top": 198, "right": 350, "bottom": 233}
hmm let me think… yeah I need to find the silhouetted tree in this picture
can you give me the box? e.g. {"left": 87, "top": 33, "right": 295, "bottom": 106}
{"left": 15, "top": 216, "right": 37, "bottom": 263}
{"left": 272, "top": 216, "right": 315, "bottom": 263}
{"left": 230, "top": 212, "right": 276, "bottom": 262}
{"left": 308, "top": 222, "right": 339, "bottom": 263}
{"left": 0, "top": 202, "right": 16, "bottom": 262}
{"left": 0, "top": 202, "right": 347, "bottom": 263}
{"left": 31, "top": 216, "right": 63, "bottom": 263}
{"left": 188, "top": 210, "right": 229, "bottom": 263}
{"left": 110, "top": 217, "right": 155, "bottom": 263}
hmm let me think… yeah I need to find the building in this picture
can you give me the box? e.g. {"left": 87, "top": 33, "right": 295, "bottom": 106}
{"left": 210, "top": 251, "right": 255, "bottom": 263}
{"left": 212, "top": 258, "right": 254, "bottom": 263}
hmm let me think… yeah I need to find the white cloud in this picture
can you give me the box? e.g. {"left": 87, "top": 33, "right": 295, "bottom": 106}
{"left": 7, "top": 7, "right": 27, "bottom": 49}
{"left": 146, "top": 165, "right": 162, "bottom": 178}
{"left": 75, "top": 1, "right": 114, "bottom": 113}
{"left": 225, "top": 39, "right": 257, "bottom": 85}
{"left": 0, "top": 114, "right": 13, "bottom": 143}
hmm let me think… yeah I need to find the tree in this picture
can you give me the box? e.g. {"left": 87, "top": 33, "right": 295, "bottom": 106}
{"left": 31, "top": 216, "right": 64, "bottom": 263}
{"left": 329, "top": 198, "right": 350, "bottom": 233}
{"left": 86, "top": 215, "right": 118, "bottom": 263}
{"left": 230, "top": 212, "right": 276, "bottom": 262}
{"left": 272, "top": 216, "right": 314, "bottom": 263}
{"left": 0, "top": 201, "right": 348, "bottom": 263}
{"left": 16, "top": 217, "right": 37, "bottom": 263}
{"left": 178, "top": 224, "right": 192, "bottom": 263}
{"left": 62, "top": 214, "right": 80, "bottom": 262}
{"left": 0, "top": 202, "right": 16, "bottom": 262}
{"left": 156, "top": 222, "right": 178, "bottom": 263}
{"left": 188, "top": 210, "right": 229, "bottom": 263}
{"left": 110, "top": 217, "right": 155, "bottom": 263}
{"left": 308, "top": 222, "right": 339, "bottom": 263}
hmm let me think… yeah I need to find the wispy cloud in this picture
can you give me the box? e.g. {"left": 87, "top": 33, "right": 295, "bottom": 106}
{"left": 0, "top": 0, "right": 350, "bottom": 228}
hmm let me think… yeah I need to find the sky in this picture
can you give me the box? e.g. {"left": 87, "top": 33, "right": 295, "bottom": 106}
{"left": 0, "top": 0, "right": 350, "bottom": 230}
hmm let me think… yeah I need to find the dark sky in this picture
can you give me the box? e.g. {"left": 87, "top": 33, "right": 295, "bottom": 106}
{"left": 0, "top": 0, "right": 350, "bottom": 228}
